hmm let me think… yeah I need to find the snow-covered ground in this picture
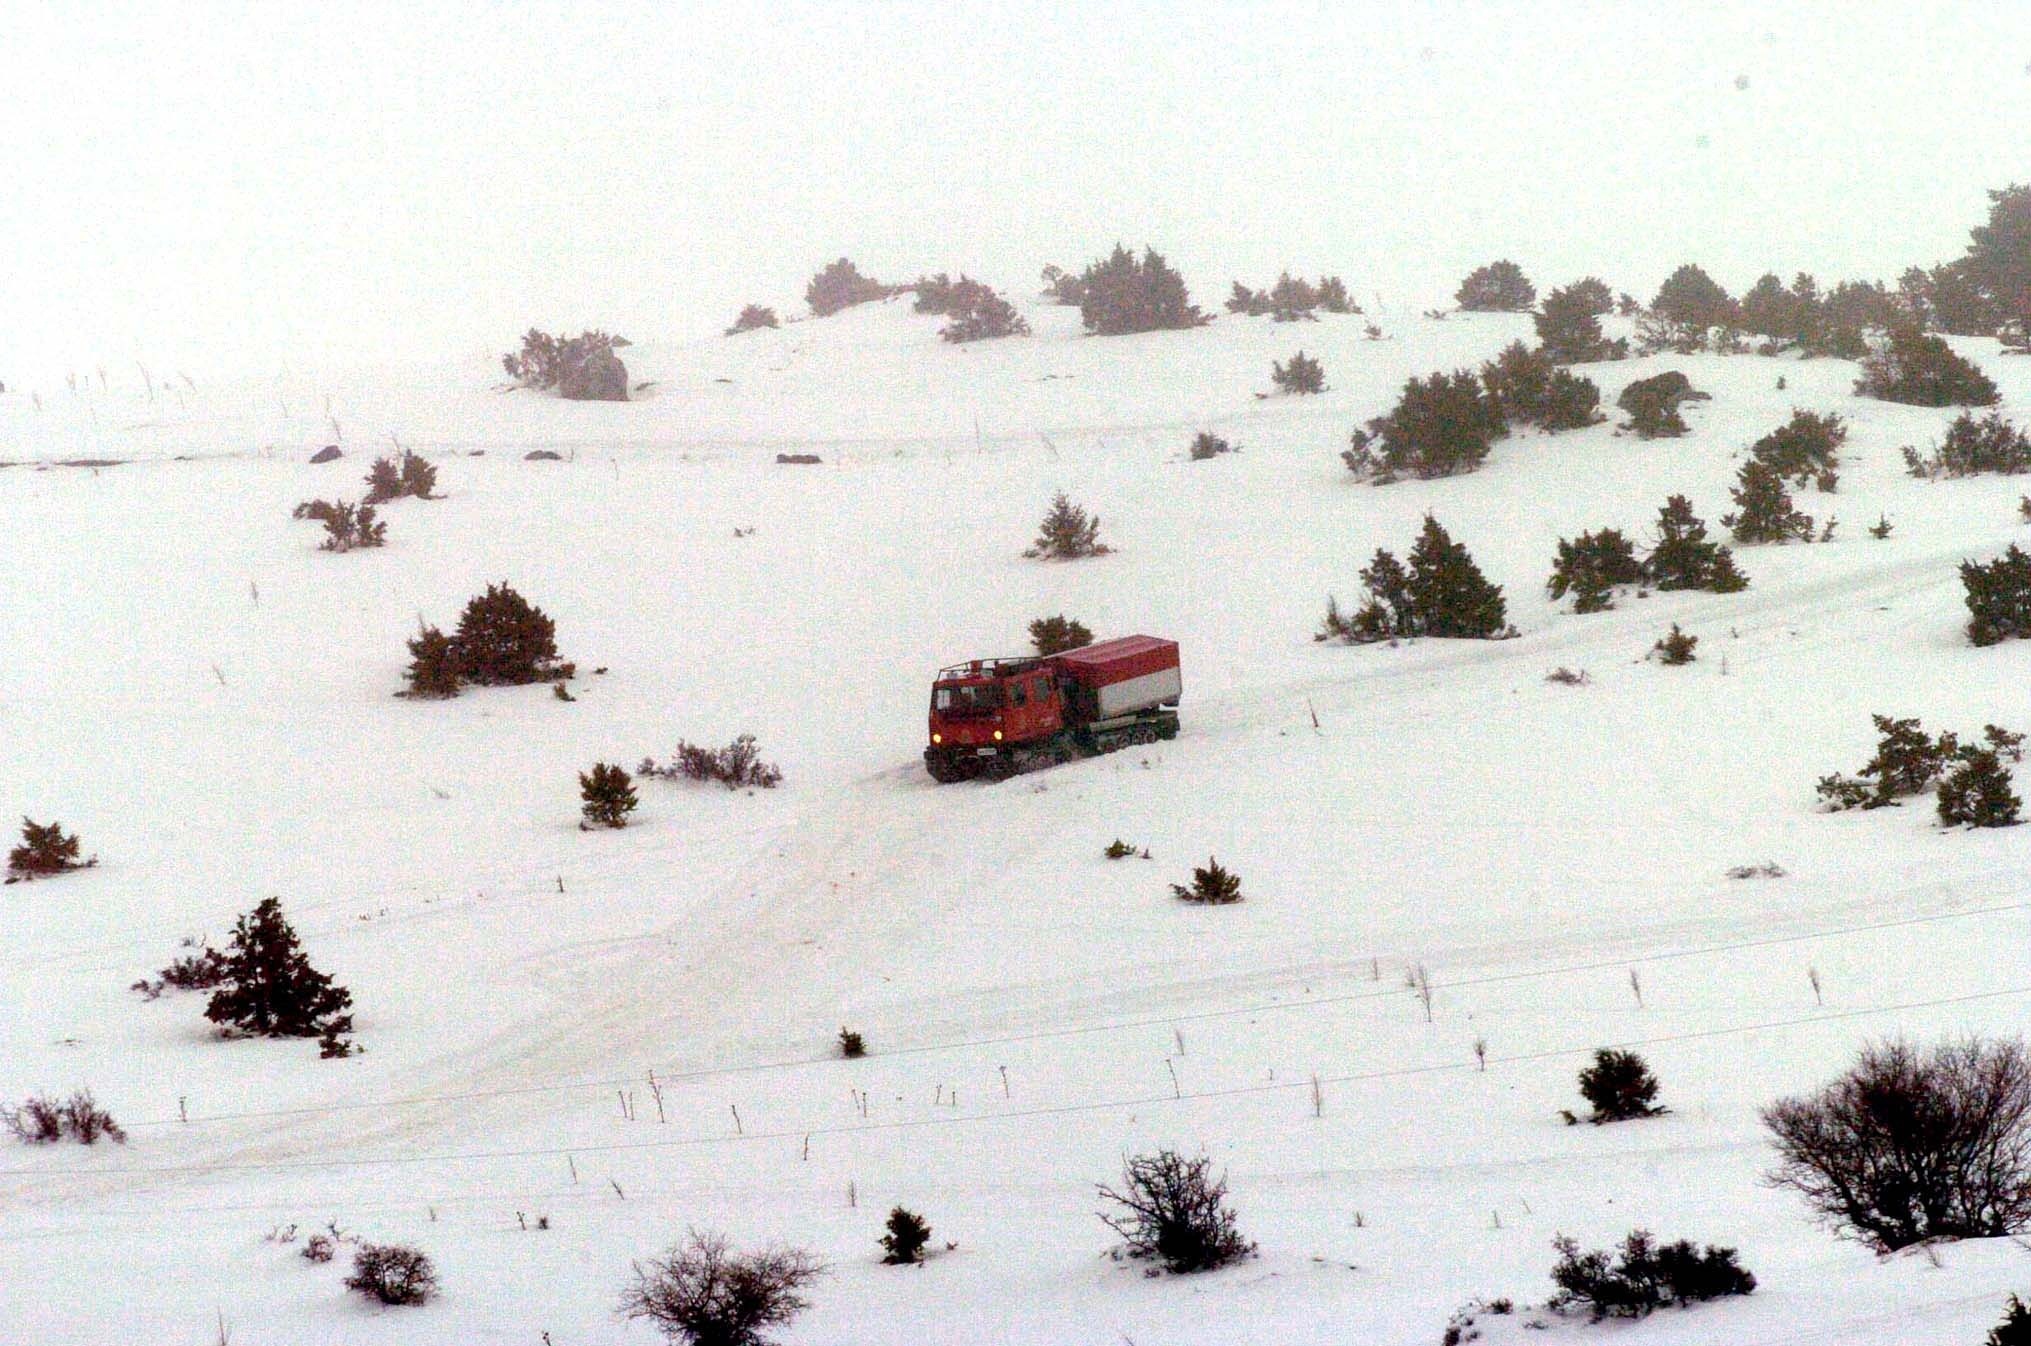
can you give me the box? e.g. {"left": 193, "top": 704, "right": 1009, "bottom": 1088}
{"left": 5, "top": 296, "right": 2031, "bottom": 1343}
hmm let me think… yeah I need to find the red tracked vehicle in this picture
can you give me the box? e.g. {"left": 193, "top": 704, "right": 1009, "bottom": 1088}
{"left": 923, "top": 635, "right": 1181, "bottom": 782}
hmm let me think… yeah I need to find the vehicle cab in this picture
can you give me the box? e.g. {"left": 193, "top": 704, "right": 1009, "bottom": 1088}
{"left": 925, "top": 657, "right": 1065, "bottom": 779}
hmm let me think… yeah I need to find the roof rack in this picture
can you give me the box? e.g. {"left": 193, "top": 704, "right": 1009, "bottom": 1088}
{"left": 933, "top": 655, "right": 1048, "bottom": 681}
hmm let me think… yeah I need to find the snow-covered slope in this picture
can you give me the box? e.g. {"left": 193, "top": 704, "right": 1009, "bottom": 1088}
{"left": 5, "top": 297, "right": 2031, "bottom": 1343}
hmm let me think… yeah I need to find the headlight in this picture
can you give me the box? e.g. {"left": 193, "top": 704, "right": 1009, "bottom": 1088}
{"left": 931, "top": 733, "right": 942, "bottom": 744}
{"left": 992, "top": 730, "right": 1003, "bottom": 741}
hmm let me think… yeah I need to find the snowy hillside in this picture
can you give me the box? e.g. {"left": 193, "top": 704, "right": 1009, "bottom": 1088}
{"left": 6, "top": 295, "right": 2031, "bottom": 1344}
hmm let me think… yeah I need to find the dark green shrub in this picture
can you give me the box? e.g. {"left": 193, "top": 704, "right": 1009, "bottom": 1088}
{"left": 1575, "top": 1048, "right": 1663, "bottom": 1122}
{"left": 1939, "top": 747, "right": 2022, "bottom": 827}
{"left": 1455, "top": 260, "right": 1535, "bottom": 312}
{"left": 403, "top": 625, "right": 461, "bottom": 698}
{"left": 1271, "top": 351, "right": 1324, "bottom": 394}
{"left": 1077, "top": 245, "right": 1205, "bottom": 335}
{"left": 6, "top": 818, "right": 94, "bottom": 881}
{"left": 1171, "top": 857, "right": 1242, "bottom": 905}
{"left": 1616, "top": 371, "right": 1702, "bottom": 438}
{"left": 1548, "top": 529, "right": 1644, "bottom": 613}
{"left": 1964, "top": 544, "right": 2031, "bottom": 645}
{"left": 1549, "top": 1231, "right": 1754, "bottom": 1320}
{"left": 806, "top": 259, "right": 895, "bottom": 317}
{"left": 1905, "top": 411, "right": 2031, "bottom": 478}
{"left": 1344, "top": 371, "right": 1507, "bottom": 482}
{"left": 1750, "top": 410, "right": 1846, "bottom": 489}
{"left": 452, "top": 583, "right": 565, "bottom": 685}
{"left": 725, "top": 305, "right": 778, "bottom": 336}
{"left": 880, "top": 1207, "right": 931, "bottom": 1265}
{"left": 838, "top": 1028, "right": 865, "bottom": 1058}
{"left": 1856, "top": 326, "right": 2000, "bottom": 406}
{"left": 1029, "top": 615, "right": 1093, "bottom": 655}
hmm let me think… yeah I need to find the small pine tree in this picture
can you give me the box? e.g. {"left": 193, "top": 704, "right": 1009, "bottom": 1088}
{"left": 204, "top": 897, "right": 354, "bottom": 1039}
{"left": 880, "top": 1207, "right": 932, "bottom": 1265}
{"left": 398, "top": 451, "right": 437, "bottom": 499}
{"left": 6, "top": 818, "right": 93, "bottom": 880}
{"left": 1541, "top": 369, "right": 1604, "bottom": 431}
{"left": 1963, "top": 544, "right": 2031, "bottom": 646}
{"left": 1723, "top": 460, "right": 1815, "bottom": 544}
{"left": 1188, "top": 431, "right": 1235, "bottom": 460}
{"left": 1652, "top": 624, "right": 1698, "bottom": 664}
{"left": 1455, "top": 260, "right": 1535, "bottom": 312}
{"left": 404, "top": 625, "right": 462, "bottom": 698}
{"left": 1644, "top": 495, "right": 1748, "bottom": 593}
{"left": 452, "top": 583, "right": 563, "bottom": 684}
{"left": 364, "top": 456, "right": 403, "bottom": 505}
{"left": 1024, "top": 493, "right": 1108, "bottom": 560}
{"left": 838, "top": 1027, "right": 866, "bottom": 1058}
{"left": 941, "top": 288, "right": 1030, "bottom": 343}
{"left": 1171, "top": 857, "right": 1243, "bottom": 904}
{"left": 1534, "top": 285, "right": 1625, "bottom": 364}
{"left": 1547, "top": 530, "right": 1644, "bottom": 614}
{"left": 1407, "top": 515, "right": 1508, "bottom": 638}
{"left": 579, "top": 763, "right": 638, "bottom": 829}
{"left": 1651, "top": 263, "right": 1737, "bottom": 332}
{"left": 1576, "top": 1049, "right": 1663, "bottom": 1123}
{"left": 1271, "top": 351, "right": 1324, "bottom": 394}
{"left": 1029, "top": 615, "right": 1093, "bottom": 655}
{"left": 1938, "top": 747, "right": 2022, "bottom": 828}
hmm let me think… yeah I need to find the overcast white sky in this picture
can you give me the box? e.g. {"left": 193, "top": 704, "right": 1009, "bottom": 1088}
{"left": 2, "top": 1, "right": 2029, "bottom": 383}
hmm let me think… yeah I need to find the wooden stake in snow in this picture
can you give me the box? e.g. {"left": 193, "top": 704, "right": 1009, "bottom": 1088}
{"left": 1808, "top": 966, "right": 1823, "bottom": 1005}
{"left": 1166, "top": 1059, "right": 1181, "bottom": 1098}
{"left": 730, "top": 1103, "right": 743, "bottom": 1135}
{"left": 1473, "top": 1038, "right": 1487, "bottom": 1072}
{"left": 1310, "top": 1073, "right": 1323, "bottom": 1118}
{"left": 999, "top": 1065, "right": 1010, "bottom": 1098}
{"left": 1628, "top": 968, "right": 1644, "bottom": 1009}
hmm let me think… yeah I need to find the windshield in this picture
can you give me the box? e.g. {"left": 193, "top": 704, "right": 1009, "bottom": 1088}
{"left": 933, "top": 682, "right": 1002, "bottom": 714}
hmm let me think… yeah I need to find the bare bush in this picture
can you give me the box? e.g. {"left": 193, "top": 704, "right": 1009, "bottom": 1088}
{"left": 345, "top": 1242, "right": 437, "bottom": 1306}
{"left": 640, "top": 735, "right": 783, "bottom": 790}
{"left": 3, "top": 1090, "right": 124, "bottom": 1145}
{"left": 1097, "top": 1149, "right": 1254, "bottom": 1273}
{"left": 619, "top": 1229, "right": 823, "bottom": 1346}
{"left": 1, "top": 1095, "right": 62, "bottom": 1143}
{"left": 1762, "top": 1037, "right": 2031, "bottom": 1249}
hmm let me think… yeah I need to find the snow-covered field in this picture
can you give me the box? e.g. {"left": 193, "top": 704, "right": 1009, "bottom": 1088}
{"left": 5, "top": 297, "right": 2031, "bottom": 1343}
